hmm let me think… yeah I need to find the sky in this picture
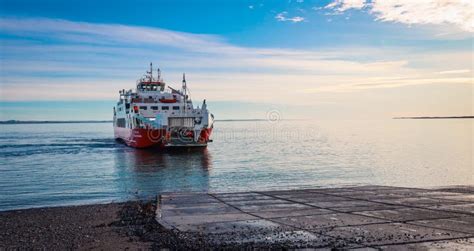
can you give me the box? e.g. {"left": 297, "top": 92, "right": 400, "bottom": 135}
{"left": 0, "top": 0, "right": 472, "bottom": 120}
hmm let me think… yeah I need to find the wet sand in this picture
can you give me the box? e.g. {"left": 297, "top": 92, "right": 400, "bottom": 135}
{"left": 1, "top": 186, "right": 474, "bottom": 250}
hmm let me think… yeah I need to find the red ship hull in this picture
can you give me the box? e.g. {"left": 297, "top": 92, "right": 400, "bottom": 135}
{"left": 114, "top": 127, "right": 213, "bottom": 148}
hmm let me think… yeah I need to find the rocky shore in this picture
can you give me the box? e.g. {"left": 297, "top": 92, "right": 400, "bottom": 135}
{"left": 0, "top": 201, "right": 177, "bottom": 250}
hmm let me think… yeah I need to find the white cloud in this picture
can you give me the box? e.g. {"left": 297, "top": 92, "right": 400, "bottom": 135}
{"left": 302, "top": 76, "right": 473, "bottom": 93}
{"left": 0, "top": 17, "right": 231, "bottom": 54}
{"left": 275, "top": 12, "right": 305, "bottom": 23}
{"left": 325, "top": 0, "right": 366, "bottom": 12}
{"left": 324, "top": 0, "right": 474, "bottom": 32}
{"left": 248, "top": 5, "right": 254, "bottom": 9}
{"left": 438, "top": 69, "right": 471, "bottom": 74}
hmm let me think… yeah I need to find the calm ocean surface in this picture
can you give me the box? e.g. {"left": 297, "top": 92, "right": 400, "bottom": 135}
{"left": 0, "top": 119, "right": 472, "bottom": 211}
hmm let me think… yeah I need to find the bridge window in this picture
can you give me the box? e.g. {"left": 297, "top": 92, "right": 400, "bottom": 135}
{"left": 139, "top": 106, "right": 147, "bottom": 110}
{"left": 172, "top": 106, "right": 180, "bottom": 110}
{"left": 151, "top": 106, "right": 158, "bottom": 110}
{"left": 162, "top": 106, "right": 169, "bottom": 110}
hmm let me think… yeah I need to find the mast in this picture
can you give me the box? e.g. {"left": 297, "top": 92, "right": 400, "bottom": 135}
{"left": 149, "top": 62, "right": 153, "bottom": 81}
{"left": 182, "top": 73, "right": 187, "bottom": 113}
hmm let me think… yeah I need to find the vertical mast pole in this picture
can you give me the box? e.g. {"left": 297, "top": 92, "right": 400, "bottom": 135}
{"left": 182, "top": 73, "right": 186, "bottom": 114}
{"left": 150, "top": 62, "right": 153, "bottom": 81}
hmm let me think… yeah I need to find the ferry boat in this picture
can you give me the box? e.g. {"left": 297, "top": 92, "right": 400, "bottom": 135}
{"left": 113, "top": 63, "right": 214, "bottom": 148}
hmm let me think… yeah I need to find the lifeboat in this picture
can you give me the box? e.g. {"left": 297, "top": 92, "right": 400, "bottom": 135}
{"left": 159, "top": 98, "right": 177, "bottom": 103}
{"left": 159, "top": 95, "right": 178, "bottom": 103}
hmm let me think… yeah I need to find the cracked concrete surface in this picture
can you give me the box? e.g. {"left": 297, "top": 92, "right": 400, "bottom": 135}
{"left": 156, "top": 185, "right": 474, "bottom": 248}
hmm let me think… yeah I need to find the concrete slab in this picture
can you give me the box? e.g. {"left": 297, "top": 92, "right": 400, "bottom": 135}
{"left": 264, "top": 188, "right": 354, "bottom": 196}
{"left": 354, "top": 208, "right": 463, "bottom": 222}
{"left": 318, "top": 190, "right": 380, "bottom": 197}
{"left": 252, "top": 208, "right": 334, "bottom": 219}
{"left": 233, "top": 202, "right": 314, "bottom": 213}
{"left": 348, "top": 188, "right": 437, "bottom": 200}
{"left": 342, "top": 193, "right": 410, "bottom": 201}
{"left": 155, "top": 186, "right": 474, "bottom": 248}
{"left": 308, "top": 188, "right": 361, "bottom": 194}
{"left": 226, "top": 198, "right": 291, "bottom": 206}
{"left": 213, "top": 194, "right": 276, "bottom": 202}
{"left": 346, "top": 185, "right": 411, "bottom": 191}
{"left": 160, "top": 193, "right": 219, "bottom": 205}
{"left": 177, "top": 218, "right": 290, "bottom": 233}
{"left": 161, "top": 204, "right": 240, "bottom": 217}
{"left": 169, "top": 214, "right": 340, "bottom": 248}
{"left": 370, "top": 197, "right": 472, "bottom": 207}
{"left": 409, "top": 217, "right": 474, "bottom": 234}
{"left": 270, "top": 193, "right": 357, "bottom": 203}
{"left": 159, "top": 213, "right": 258, "bottom": 229}
{"left": 410, "top": 191, "right": 464, "bottom": 198}
{"left": 257, "top": 189, "right": 316, "bottom": 196}
{"left": 345, "top": 186, "right": 433, "bottom": 197}
{"left": 434, "top": 186, "right": 474, "bottom": 194}
{"left": 331, "top": 204, "right": 404, "bottom": 213}
{"left": 160, "top": 202, "right": 223, "bottom": 210}
{"left": 200, "top": 229, "right": 337, "bottom": 248}
{"left": 430, "top": 194, "right": 474, "bottom": 203}
{"left": 308, "top": 199, "right": 389, "bottom": 209}
{"left": 428, "top": 203, "right": 474, "bottom": 215}
{"left": 376, "top": 237, "right": 474, "bottom": 250}
{"left": 272, "top": 213, "right": 388, "bottom": 231}
{"left": 322, "top": 222, "right": 472, "bottom": 247}
{"left": 211, "top": 192, "right": 259, "bottom": 197}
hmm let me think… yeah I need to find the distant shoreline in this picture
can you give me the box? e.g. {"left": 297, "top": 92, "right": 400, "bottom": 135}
{"left": 393, "top": 116, "right": 474, "bottom": 119}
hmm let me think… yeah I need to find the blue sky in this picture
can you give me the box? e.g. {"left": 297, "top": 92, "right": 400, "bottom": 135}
{"left": 0, "top": 0, "right": 472, "bottom": 120}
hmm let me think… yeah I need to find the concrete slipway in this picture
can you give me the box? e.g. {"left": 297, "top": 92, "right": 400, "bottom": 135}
{"left": 156, "top": 185, "right": 474, "bottom": 249}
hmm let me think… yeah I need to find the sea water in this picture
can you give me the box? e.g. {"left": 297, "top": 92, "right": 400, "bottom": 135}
{"left": 0, "top": 119, "right": 472, "bottom": 211}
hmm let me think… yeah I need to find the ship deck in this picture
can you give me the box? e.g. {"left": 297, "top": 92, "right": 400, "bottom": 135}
{"left": 156, "top": 185, "right": 474, "bottom": 249}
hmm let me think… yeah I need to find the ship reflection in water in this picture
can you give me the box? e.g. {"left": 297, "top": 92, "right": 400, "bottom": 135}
{"left": 113, "top": 147, "right": 212, "bottom": 198}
